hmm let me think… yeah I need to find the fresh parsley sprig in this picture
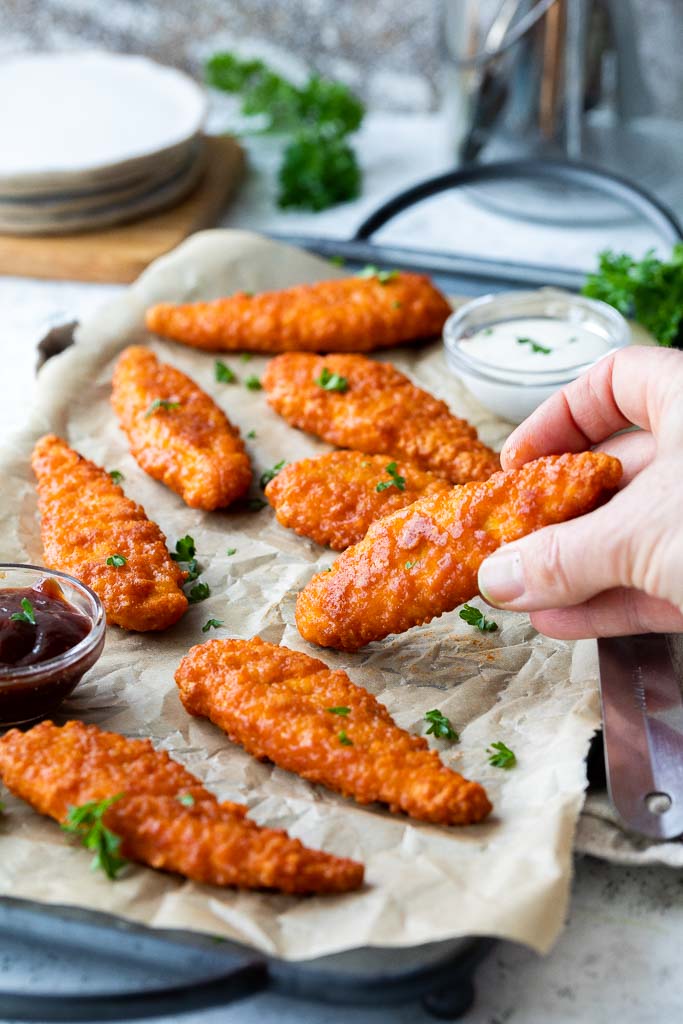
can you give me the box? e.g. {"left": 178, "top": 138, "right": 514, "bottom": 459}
{"left": 260, "top": 460, "right": 286, "bottom": 489}
{"left": 487, "top": 741, "right": 517, "bottom": 770}
{"left": 205, "top": 52, "right": 364, "bottom": 212}
{"left": 109, "top": 470, "right": 124, "bottom": 485}
{"left": 327, "top": 706, "right": 350, "bottom": 716}
{"left": 189, "top": 582, "right": 211, "bottom": 604}
{"left": 144, "top": 398, "right": 180, "bottom": 418}
{"left": 315, "top": 367, "right": 349, "bottom": 392}
{"left": 517, "top": 337, "right": 551, "bottom": 355}
{"left": 459, "top": 604, "right": 498, "bottom": 633}
{"left": 376, "top": 461, "right": 406, "bottom": 493}
{"left": 358, "top": 265, "right": 399, "bottom": 285}
{"left": 215, "top": 360, "right": 237, "bottom": 383}
{"left": 61, "top": 794, "right": 128, "bottom": 880}
{"left": 338, "top": 730, "right": 353, "bottom": 746}
{"left": 10, "top": 598, "right": 36, "bottom": 626}
{"left": 106, "top": 554, "right": 127, "bottom": 568}
{"left": 202, "top": 618, "right": 223, "bottom": 633}
{"left": 424, "top": 709, "right": 459, "bottom": 741}
{"left": 582, "top": 245, "right": 683, "bottom": 347}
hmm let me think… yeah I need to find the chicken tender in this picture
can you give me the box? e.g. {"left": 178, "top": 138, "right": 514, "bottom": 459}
{"left": 145, "top": 273, "right": 451, "bottom": 354}
{"left": 111, "top": 347, "right": 251, "bottom": 510}
{"left": 175, "top": 638, "right": 491, "bottom": 826}
{"left": 262, "top": 353, "right": 500, "bottom": 484}
{"left": 0, "top": 720, "right": 363, "bottom": 894}
{"left": 296, "top": 452, "right": 622, "bottom": 651}
{"left": 32, "top": 434, "right": 187, "bottom": 631}
{"left": 265, "top": 450, "right": 451, "bottom": 550}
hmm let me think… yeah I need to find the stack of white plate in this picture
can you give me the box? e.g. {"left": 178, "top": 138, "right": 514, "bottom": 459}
{"left": 0, "top": 52, "right": 207, "bottom": 235}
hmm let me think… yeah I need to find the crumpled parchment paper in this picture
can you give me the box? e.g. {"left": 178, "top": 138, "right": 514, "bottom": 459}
{"left": 0, "top": 229, "right": 615, "bottom": 959}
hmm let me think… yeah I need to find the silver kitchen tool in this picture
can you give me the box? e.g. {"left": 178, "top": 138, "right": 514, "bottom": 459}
{"left": 598, "top": 634, "right": 683, "bottom": 840}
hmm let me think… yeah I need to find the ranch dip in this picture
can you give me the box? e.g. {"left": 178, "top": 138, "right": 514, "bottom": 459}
{"left": 460, "top": 317, "right": 611, "bottom": 372}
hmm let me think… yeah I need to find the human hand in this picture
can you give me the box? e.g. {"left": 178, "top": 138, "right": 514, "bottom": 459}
{"left": 477, "top": 346, "right": 683, "bottom": 638}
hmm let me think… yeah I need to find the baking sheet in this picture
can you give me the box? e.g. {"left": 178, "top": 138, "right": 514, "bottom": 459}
{"left": 0, "top": 229, "right": 605, "bottom": 959}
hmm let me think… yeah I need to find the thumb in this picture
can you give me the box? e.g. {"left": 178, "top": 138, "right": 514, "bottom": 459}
{"left": 477, "top": 504, "right": 625, "bottom": 611}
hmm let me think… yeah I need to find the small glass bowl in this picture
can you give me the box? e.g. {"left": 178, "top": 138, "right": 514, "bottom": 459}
{"left": 0, "top": 564, "right": 105, "bottom": 727}
{"left": 443, "top": 289, "right": 631, "bottom": 423}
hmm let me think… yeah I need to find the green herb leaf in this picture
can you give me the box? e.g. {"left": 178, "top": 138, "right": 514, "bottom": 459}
{"left": 315, "top": 366, "right": 349, "bottom": 392}
{"left": 171, "top": 535, "right": 196, "bottom": 562}
{"left": 106, "top": 554, "right": 127, "bottom": 568}
{"left": 189, "top": 582, "right": 210, "bottom": 604}
{"left": 392, "top": 300, "right": 402, "bottom": 309}
{"left": 517, "top": 337, "right": 551, "bottom": 355}
{"left": 260, "top": 459, "right": 286, "bottom": 489}
{"left": 177, "top": 793, "right": 195, "bottom": 807}
{"left": 10, "top": 597, "right": 36, "bottom": 626}
{"left": 330, "top": 255, "right": 346, "bottom": 267}
{"left": 459, "top": 603, "right": 498, "bottom": 633}
{"left": 375, "top": 461, "right": 406, "bottom": 493}
{"left": 240, "top": 353, "right": 252, "bottom": 363}
{"left": 226, "top": 547, "right": 237, "bottom": 556}
{"left": 357, "top": 265, "right": 399, "bottom": 284}
{"left": 327, "top": 706, "right": 351, "bottom": 716}
{"left": 246, "top": 429, "right": 256, "bottom": 439}
{"left": 183, "top": 558, "right": 201, "bottom": 583}
{"left": 487, "top": 740, "right": 517, "bottom": 770}
{"left": 215, "top": 360, "right": 237, "bottom": 383}
{"left": 338, "top": 730, "right": 353, "bottom": 746}
{"left": 144, "top": 398, "right": 181, "bottom": 418}
{"left": 278, "top": 128, "right": 361, "bottom": 211}
{"left": 202, "top": 618, "right": 223, "bottom": 633}
{"left": 247, "top": 498, "right": 267, "bottom": 511}
{"left": 109, "top": 470, "right": 124, "bottom": 485}
{"left": 61, "top": 795, "right": 128, "bottom": 880}
{"left": 245, "top": 375, "right": 262, "bottom": 391}
{"left": 424, "top": 709, "right": 459, "bottom": 741}
{"left": 582, "top": 245, "right": 683, "bottom": 347}
{"left": 404, "top": 560, "right": 417, "bottom": 570}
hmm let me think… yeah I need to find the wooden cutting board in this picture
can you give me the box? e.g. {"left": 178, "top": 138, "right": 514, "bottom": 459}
{"left": 0, "top": 135, "right": 244, "bottom": 284}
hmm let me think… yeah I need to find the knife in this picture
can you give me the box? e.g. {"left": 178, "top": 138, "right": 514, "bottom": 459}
{"left": 598, "top": 634, "right": 683, "bottom": 840}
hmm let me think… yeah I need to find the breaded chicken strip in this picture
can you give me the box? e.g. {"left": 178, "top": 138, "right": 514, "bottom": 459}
{"left": 262, "top": 353, "right": 500, "bottom": 484}
{"left": 145, "top": 273, "right": 451, "bottom": 354}
{"left": 111, "top": 347, "right": 251, "bottom": 510}
{"left": 296, "top": 452, "right": 622, "bottom": 651}
{"left": 0, "top": 720, "right": 362, "bottom": 894}
{"left": 32, "top": 435, "right": 187, "bottom": 631}
{"left": 265, "top": 451, "right": 450, "bottom": 550}
{"left": 176, "top": 638, "right": 491, "bottom": 826}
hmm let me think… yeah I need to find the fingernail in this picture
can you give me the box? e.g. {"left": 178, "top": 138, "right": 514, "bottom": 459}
{"left": 478, "top": 548, "right": 525, "bottom": 605}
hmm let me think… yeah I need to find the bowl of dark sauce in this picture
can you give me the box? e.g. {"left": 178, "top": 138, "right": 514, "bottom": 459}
{"left": 0, "top": 564, "right": 105, "bottom": 727}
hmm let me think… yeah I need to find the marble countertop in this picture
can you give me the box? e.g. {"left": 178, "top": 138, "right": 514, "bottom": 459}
{"left": 1, "top": 114, "right": 681, "bottom": 1024}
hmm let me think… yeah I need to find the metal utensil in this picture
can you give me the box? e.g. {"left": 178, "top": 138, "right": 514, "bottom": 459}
{"left": 598, "top": 634, "right": 683, "bottom": 840}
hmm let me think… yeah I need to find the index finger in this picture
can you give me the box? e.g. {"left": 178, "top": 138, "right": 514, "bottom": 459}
{"left": 501, "top": 345, "right": 683, "bottom": 469}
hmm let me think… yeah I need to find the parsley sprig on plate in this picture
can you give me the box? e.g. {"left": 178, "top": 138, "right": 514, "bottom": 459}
{"left": 10, "top": 598, "right": 36, "bottom": 626}
{"left": 358, "top": 265, "right": 399, "bottom": 285}
{"left": 487, "top": 741, "right": 517, "bottom": 770}
{"left": 459, "top": 604, "right": 498, "bottom": 633}
{"left": 260, "top": 460, "right": 286, "bottom": 489}
{"left": 517, "top": 337, "right": 551, "bottom": 355}
{"left": 61, "top": 795, "right": 128, "bottom": 880}
{"left": 144, "top": 398, "right": 180, "bottom": 418}
{"left": 315, "top": 367, "right": 349, "bottom": 393}
{"left": 424, "top": 709, "right": 459, "bottom": 741}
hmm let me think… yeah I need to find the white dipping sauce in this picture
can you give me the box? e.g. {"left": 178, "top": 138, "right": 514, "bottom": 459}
{"left": 461, "top": 317, "right": 611, "bottom": 372}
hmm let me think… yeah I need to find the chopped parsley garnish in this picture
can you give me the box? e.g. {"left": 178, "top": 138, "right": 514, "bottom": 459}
{"left": 106, "top": 554, "right": 127, "bottom": 568}
{"left": 245, "top": 375, "right": 262, "bottom": 391}
{"left": 189, "top": 582, "right": 210, "bottom": 604}
{"left": 61, "top": 795, "right": 127, "bottom": 880}
{"left": 375, "top": 461, "right": 406, "bottom": 493}
{"left": 459, "top": 603, "right": 498, "bottom": 633}
{"left": 315, "top": 367, "right": 349, "bottom": 392}
{"left": 483, "top": 327, "right": 494, "bottom": 336}
{"left": 582, "top": 245, "right": 683, "bottom": 347}
{"left": 404, "top": 560, "right": 417, "bottom": 570}
{"left": 171, "top": 535, "right": 196, "bottom": 562}
{"left": 247, "top": 498, "right": 267, "bottom": 511}
{"left": 202, "top": 618, "right": 223, "bottom": 632}
{"left": 144, "top": 398, "right": 181, "bottom": 417}
{"left": 487, "top": 741, "right": 517, "bottom": 770}
{"left": 215, "top": 360, "right": 237, "bottom": 383}
{"left": 517, "top": 337, "right": 551, "bottom": 355}
{"left": 240, "top": 353, "right": 252, "bottom": 363}
{"left": 424, "top": 709, "right": 459, "bottom": 741}
{"left": 109, "top": 470, "right": 124, "bottom": 485}
{"left": 183, "top": 558, "right": 201, "bottom": 583}
{"left": 260, "top": 460, "right": 286, "bottom": 489}
{"left": 327, "top": 706, "right": 350, "bottom": 716}
{"left": 246, "top": 429, "right": 256, "bottom": 439}
{"left": 177, "top": 793, "right": 195, "bottom": 807}
{"left": 392, "top": 300, "right": 402, "bottom": 309}
{"left": 10, "top": 598, "right": 36, "bottom": 626}
{"left": 330, "top": 255, "right": 346, "bottom": 267}
{"left": 338, "top": 730, "right": 353, "bottom": 746}
{"left": 226, "top": 547, "right": 237, "bottom": 556}
{"left": 358, "top": 265, "right": 399, "bottom": 284}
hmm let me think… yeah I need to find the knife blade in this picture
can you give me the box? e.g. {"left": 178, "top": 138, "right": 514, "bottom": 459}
{"left": 598, "top": 634, "right": 683, "bottom": 840}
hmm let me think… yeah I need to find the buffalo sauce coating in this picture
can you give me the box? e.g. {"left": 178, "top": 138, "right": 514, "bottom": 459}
{"left": 0, "top": 578, "right": 89, "bottom": 667}
{"left": 295, "top": 451, "right": 623, "bottom": 651}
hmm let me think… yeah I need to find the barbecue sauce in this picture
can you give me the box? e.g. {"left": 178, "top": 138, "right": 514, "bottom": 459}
{"left": 0, "top": 578, "right": 89, "bottom": 667}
